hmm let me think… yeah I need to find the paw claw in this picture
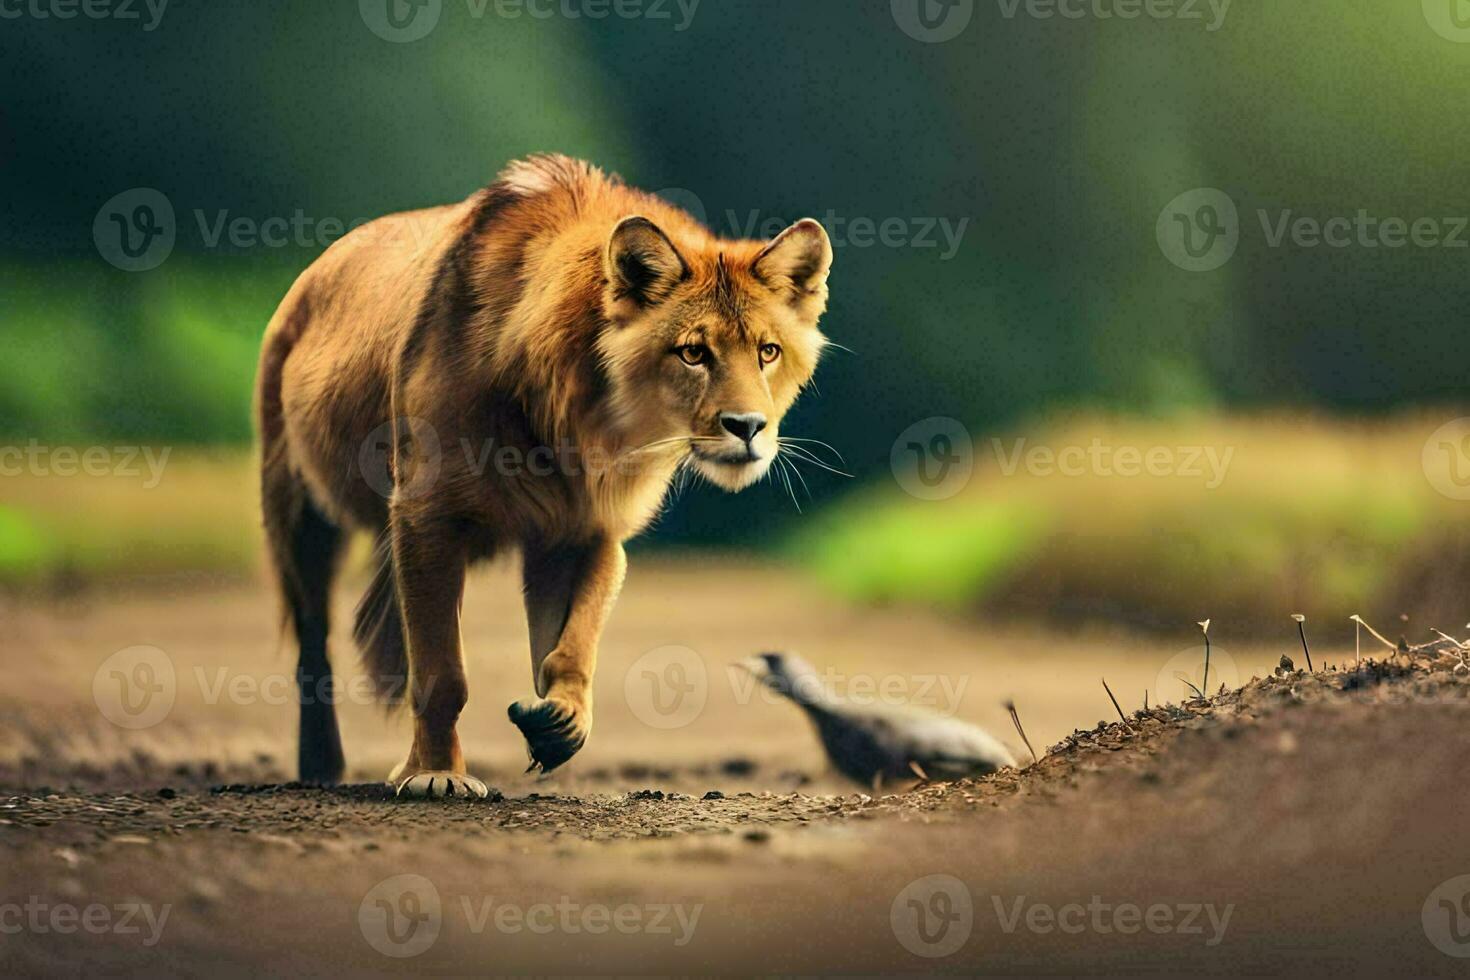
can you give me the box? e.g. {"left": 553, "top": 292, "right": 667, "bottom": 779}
{"left": 394, "top": 771, "right": 490, "bottom": 800}
{"left": 508, "top": 696, "right": 589, "bottom": 774}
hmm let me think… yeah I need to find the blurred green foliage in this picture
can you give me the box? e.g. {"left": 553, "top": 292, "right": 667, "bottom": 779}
{"left": 796, "top": 415, "right": 1470, "bottom": 634}
{"left": 797, "top": 495, "right": 1048, "bottom": 609}
{"left": 1, "top": 261, "right": 294, "bottom": 443}
{"left": 0, "top": 452, "right": 260, "bottom": 586}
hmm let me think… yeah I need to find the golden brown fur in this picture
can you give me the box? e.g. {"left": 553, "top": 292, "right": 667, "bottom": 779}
{"left": 255, "top": 154, "right": 833, "bottom": 792}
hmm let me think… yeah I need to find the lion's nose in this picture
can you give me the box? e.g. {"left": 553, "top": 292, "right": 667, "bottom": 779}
{"left": 719, "top": 412, "right": 767, "bottom": 443}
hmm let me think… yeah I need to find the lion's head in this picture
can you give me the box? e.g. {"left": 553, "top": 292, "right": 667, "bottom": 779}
{"left": 597, "top": 214, "right": 833, "bottom": 491}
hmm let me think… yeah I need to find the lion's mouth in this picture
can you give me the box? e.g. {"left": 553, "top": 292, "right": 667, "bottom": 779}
{"left": 690, "top": 445, "right": 762, "bottom": 466}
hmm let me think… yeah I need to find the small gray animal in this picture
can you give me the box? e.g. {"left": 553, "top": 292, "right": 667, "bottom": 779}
{"left": 737, "top": 652, "right": 1016, "bottom": 788}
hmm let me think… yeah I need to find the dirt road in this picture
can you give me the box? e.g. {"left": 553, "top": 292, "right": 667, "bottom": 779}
{"left": 3, "top": 560, "right": 1468, "bottom": 974}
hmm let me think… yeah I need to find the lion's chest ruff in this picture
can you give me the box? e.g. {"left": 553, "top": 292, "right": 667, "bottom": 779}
{"left": 582, "top": 454, "right": 682, "bottom": 542}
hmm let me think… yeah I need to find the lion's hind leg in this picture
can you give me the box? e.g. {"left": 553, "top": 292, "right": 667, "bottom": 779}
{"left": 262, "top": 449, "right": 347, "bottom": 784}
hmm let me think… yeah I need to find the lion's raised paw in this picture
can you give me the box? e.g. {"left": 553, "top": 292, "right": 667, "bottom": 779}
{"left": 508, "top": 696, "right": 589, "bottom": 774}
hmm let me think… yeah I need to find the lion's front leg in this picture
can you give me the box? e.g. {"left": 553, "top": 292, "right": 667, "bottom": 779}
{"left": 510, "top": 535, "right": 626, "bottom": 772}
{"left": 386, "top": 508, "right": 490, "bottom": 800}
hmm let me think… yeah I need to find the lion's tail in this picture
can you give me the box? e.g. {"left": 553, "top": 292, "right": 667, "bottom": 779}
{"left": 353, "top": 534, "right": 409, "bottom": 708}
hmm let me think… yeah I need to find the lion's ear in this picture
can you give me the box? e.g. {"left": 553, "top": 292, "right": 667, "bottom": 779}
{"left": 605, "top": 216, "right": 687, "bottom": 313}
{"left": 753, "top": 219, "right": 832, "bottom": 300}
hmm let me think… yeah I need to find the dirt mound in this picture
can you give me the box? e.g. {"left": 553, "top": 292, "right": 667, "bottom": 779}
{"left": 7, "top": 635, "right": 1466, "bottom": 841}
{"left": 5, "top": 632, "right": 1470, "bottom": 975}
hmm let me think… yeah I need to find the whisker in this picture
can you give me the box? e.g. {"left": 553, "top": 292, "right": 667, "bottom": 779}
{"left": 778, "top": 437, "right": 848, "bottom": 466}
{"left": 777, "top": 443, "right": 854, "bottom": 479}
{"left": 618, "top": 435, "right": 723, "bottom": 461}
{"left": 617, "top": 437, "right": 685, "bottom": 460}
{"left": 779, "top": 443, "right": 846, "bottom": 474}
{"left": 780, "top": 450, "right": 813, "bottom": 500}
{"left": 775, "top": 455, "right": 801, "bottom": 513}
{"left": 665, "top": 456, "right": 692, "bottom": 506}
{"left": 780, "top": 440, "right": 844, "bottom": 461}
{"left": 822, "top": 339, "right": 857, "bottom": 356}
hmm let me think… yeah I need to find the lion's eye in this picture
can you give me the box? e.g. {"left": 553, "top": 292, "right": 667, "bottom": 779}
{"left": 676, "top": 344, "right": 709, "bottom": 366}
{"left": 759, "top": 343, "right": 782, "bottom": 365}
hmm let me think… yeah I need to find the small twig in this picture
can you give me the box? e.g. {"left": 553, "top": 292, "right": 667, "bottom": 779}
{"left": 1350, "top": 614, "right": 1397, "bottom": 653}
{"left": 1197, "top": 619, "right": 1212, "bottom": 696}
{"left": 1292, "top": 614, "right": 1314, "bottom": 672}
{"left": 1178, "top": 674, "right": 1206, "bottom": 701}
{"left": 1102, "top": 677, "right": 1134, "bottom": 733}
{"left": 1005, "top": 699, "right": 1038, "bottom": 765}
{"left": 1431, "top": 629, "right": 1470, "bottom": 670}
{"left": 1143, "top": 690, "right": 1149, "bottom": 711}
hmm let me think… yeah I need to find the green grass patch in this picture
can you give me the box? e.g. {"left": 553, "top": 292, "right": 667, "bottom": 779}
{"left": 0, "top": 259, "right": 298, "bottom": 444}
{"left": 792, "top": 414, "right": 1468, "bottom": 634}
{"left": 795, "top": 494, "right": 1048, "bottom": 609}
{"left": 0, "top": 451, "right": 260, "bottom": 587}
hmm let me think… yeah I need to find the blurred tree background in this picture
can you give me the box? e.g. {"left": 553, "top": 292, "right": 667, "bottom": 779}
{"left": 2, "top": 1, "right": 1467, "bottom": 628}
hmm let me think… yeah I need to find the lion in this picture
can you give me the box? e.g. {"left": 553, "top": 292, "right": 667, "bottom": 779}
{"left": 255, "top": 154, "right": 833, "bottom": 797}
